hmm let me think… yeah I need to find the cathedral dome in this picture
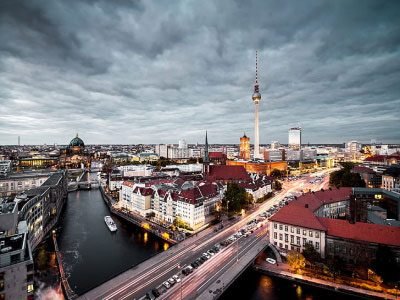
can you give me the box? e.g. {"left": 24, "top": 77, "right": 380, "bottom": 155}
{"left": 69, "top": 134, "right": 85, "bottom": 147}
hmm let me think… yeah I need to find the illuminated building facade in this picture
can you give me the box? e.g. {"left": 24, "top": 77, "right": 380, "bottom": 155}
{"left": 288, "top": 127, "right": 301, "bottom": 150}
{"left": 239, "top": 133, "right": 250, "bottom": 160}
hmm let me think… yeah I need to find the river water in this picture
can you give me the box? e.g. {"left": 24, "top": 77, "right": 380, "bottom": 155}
{"left": 35, "top": 182, "right": 360, "bottom": 299}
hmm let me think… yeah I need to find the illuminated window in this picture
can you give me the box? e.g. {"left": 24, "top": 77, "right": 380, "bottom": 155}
{"left": 27, "top": 284, "right": 34, "bottom": 293}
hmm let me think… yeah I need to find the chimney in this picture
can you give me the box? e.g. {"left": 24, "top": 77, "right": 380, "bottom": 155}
{"left": 305, "top": 204, "right": 309, "bottom": 208}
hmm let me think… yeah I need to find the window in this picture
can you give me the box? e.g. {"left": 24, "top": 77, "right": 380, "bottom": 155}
{"left": 274, "top": 232, "right": 277, "bottom": 239}
{"left": 297, "top": 237, "right": 300, "bottom": 245}
{"left": 297, "top": 228, "right": 300, "bottom": 234}
{"left": 274, "top": 223, "right": 277, "bottom": 229}
{"left": 279, "top": 224, "right": 283, "bottom": 230}
{"left": 316, "top": 242, "right": 320, "bottom": 250}
{"left": 309, "top": 231, "right": 313, "bottom": 237}
{"left": 285, "top": 234, "right": 288, "bottom": 242}
{"left": 303, "top": 238, "right": 307, "bottom": 246}
{"left": 303, "top": 229, "right": 307, "bottom": 235}
{"left": 290, "top": 227, "right": 294, "bottom": 233}
{"left": 279, "top": 234, "right": 283, "bottom": 241}
{"left": 284, "top": 225, "right": 288, "bottom": 232}
{"left": 290, "top": 235, "right": 294, "bottom": 243}
{"left": 27, "top": 284, "right": 34, "bottom": 293}
{"left": 315, "top": 232, "right": 319, "bottom": 238}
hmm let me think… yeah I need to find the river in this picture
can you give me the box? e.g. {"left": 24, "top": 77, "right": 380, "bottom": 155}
{"left": 35, "top": 182, "right": 360, "bottom": 299}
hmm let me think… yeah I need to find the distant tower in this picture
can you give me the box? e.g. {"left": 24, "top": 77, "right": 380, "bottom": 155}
{"left": 239, "top": 133, "right": 250, "bottom": 160}
{"left": 203, "top": 131, "right": 210, "bottom": 175}
{"left": 252, "top": 51, "right": 262, "bottom": 159}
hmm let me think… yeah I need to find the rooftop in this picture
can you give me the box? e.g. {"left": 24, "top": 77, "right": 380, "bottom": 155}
{"left": 0, "top": 233, "right": 25, "bottom": 255}
{"left": 318, "top": 217, "right": 400, "bottom": 247}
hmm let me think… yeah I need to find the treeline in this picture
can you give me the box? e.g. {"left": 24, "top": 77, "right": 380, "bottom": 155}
{"left": 329, "top": 162, "right": 365, "bottom": 188}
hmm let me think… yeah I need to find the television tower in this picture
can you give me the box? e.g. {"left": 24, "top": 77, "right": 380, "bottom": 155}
{"left": 252, "top": 51, "right": 262, "bottom": 159}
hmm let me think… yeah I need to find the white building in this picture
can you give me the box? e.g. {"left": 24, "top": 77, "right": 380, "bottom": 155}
{"left": 117, "top": 165, "right": 154, "bottom": 177}
{"left": 288, "top": 127, "right": 302, "bottom": 150}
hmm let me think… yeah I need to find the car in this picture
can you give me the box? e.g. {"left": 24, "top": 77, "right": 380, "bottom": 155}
{"left": 168, "top": 278, "right": 175, "bottom": 285}
{"left": 266, "top": 258, "right": 276, "bottom": 264}
{"left": 207, "top": 250, "right": 215, "bottom": 256}
{"left": 163, "top": 281, "right": 171, "bottom": 289}
{"left": 173, "top": 275, "right": 181, "bottom": 283}
{"left": 191, "top": 262, "right": 198, "bottom": 268}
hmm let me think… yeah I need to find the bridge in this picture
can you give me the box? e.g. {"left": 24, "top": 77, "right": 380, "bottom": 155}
{"left": 67, "top": 170, "right": 99, "bottom": 191}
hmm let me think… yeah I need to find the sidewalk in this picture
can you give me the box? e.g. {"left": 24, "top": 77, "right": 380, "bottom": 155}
{"left": 255, "top": 261, "right": 398, "bottom": 300}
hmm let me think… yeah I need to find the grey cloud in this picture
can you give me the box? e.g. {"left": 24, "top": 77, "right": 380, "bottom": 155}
{"left": 0, "top": 0, "right": 399, "bottom": 145}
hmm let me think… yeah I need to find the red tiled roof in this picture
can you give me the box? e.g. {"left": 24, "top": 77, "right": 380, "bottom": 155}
{"left": 134, "top": 187, "right": 153, "bottom": 196}
{"left": 269, "top": 204, "right": 326, "bottom": 231}
{"left": 270, "top": 187, "right": 352, "bottom": 231}
{"left": 122, "top": 181, "right": 135, "bottom": 188}
{"left": 318, "top": 218, "right": 400, "bottom": 247}
{"left": 352, "top": 166, "right": 374, "bottom": 174}
{"left": 209, "top": 152, "right": 226, "bottom": 159}
{"left": 208, "top": 165, "right": 250, "bottom": 181}
{"left": 198, "top": 183, "right": 218, "bottom": 198}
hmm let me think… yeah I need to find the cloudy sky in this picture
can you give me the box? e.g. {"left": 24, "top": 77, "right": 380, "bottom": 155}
{"left": 0, "top": 0, "right": 399, "bottom": 145}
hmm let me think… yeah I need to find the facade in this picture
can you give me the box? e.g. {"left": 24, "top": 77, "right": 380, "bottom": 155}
{"left": 288, "top": 127, "right": 301, "bottom": 150}
{"left": 0, "top": 173, "right": 50, "bottom": 197}
{"left": 239, "top": 134, "right": 250, "bottom": 160}
{"left": 226, "top": 160, "right": 287, "bottom": 176}
{"left": 269, "top": 187, "right": 400, "bottom": 263}
{"left": 19, "top": 171, "right": 68, "bottom": 250}
{"left": 0, "top": 229, "right": 34, "bottom": 300}
{"left": 381, "top": 166, "right": 400, "bottom": 192}
{"left": 351, "top": 166, "right": 382, "bottom": 188}
{"left": 117, "top": 165, "right": 155, "bottom": 177}
{"left": 0, "top": 161, "right": 12, "bottom": 177}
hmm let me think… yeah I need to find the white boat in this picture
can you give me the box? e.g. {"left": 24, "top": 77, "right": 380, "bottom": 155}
{"left": 104, "top": 216, "right": 117, "bottom": 232}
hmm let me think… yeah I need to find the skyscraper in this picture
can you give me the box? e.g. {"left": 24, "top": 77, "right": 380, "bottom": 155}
{"left": 239, "top": 133, "right": 250, "bottom": 160}
{"left": 252, "top": 51, "right": 262, "bottom": 159}
{"left": 288, "top": 127, "right": 302, "bottom": 150}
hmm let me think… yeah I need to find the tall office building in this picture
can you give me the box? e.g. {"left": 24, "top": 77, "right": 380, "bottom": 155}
{"left": 288, "top": 127, "right": 302, "bottom": 150}
{"left": 239, "top": 133, "right": 250, "bottom": 160}
{"left": 252, "top": 51, "right": 262, "bottom": 159}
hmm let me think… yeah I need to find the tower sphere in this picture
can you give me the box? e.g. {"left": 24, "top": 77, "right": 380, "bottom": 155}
{"left": 252, "top": 92, "right": 261, "bottom": 103}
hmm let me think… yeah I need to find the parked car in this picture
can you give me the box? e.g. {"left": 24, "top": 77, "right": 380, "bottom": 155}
{"left": 266, "top": 258, "right": 276, "bottom": 264}
{"left": 163, "top": 281, "right": 171, "bottom": 289}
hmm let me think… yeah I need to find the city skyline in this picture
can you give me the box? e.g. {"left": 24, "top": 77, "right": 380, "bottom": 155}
{"left": 1, "top": 1, "right": 400, "bottom": 145}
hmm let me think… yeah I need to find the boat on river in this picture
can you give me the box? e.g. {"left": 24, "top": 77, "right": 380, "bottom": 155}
{"left": 104, "top": 216, "right": 117, "bottom": 232}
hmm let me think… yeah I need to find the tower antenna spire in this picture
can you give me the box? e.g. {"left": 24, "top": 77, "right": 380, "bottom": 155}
{"left": 254, "top": 50, "right": 259, "bottom": 94}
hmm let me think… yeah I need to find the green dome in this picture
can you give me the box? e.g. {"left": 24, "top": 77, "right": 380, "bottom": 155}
{"left": 69, "top": 134, "right": 85, "bottom": 147}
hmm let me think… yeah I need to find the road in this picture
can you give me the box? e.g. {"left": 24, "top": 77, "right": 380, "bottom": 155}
{"left": 79, "top": 169, "right": 334, "bottom": 300}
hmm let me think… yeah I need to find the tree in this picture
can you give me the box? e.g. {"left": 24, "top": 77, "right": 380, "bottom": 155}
{"left": 373, "top": 245, "right": 399, "bottom": 283}
{"left": 329, "top": 167, "right": 366, "bottom": 188}
{"left": 222, "top": 183, "right": 247, "bottom": 213}
{"left": 274, "top": 180, "right": 282, "bottom": 191}
{"left": 271, "top": 169, "right": 283, "bottom": 178}
{"left": 287, "top": 251, "right": 306, "bottom": 273}
{"left": 302, "top": 243, "right": 320, "bottom": 262}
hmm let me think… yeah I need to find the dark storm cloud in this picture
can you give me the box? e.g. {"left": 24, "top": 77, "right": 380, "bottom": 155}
{"left": 0, "top": 0, "right": 399, "bottom": 145}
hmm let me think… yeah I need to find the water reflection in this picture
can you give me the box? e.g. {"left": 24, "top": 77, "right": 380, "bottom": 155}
{"left": 163, "top": 243, "right": 169, "bottom": 251}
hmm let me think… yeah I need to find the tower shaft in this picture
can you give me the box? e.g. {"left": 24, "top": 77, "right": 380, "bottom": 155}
{"left": 254, "top": 103, "right": 260, "bottom": 159}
